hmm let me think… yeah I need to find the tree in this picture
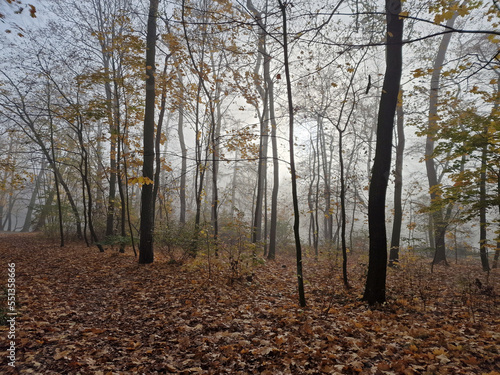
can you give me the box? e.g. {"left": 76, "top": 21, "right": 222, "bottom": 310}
{"left": 278, "top": 0, "right": 305, "bottom": 308}
{"left": 424, "top": 9, "right": 461, "bottom": 266}
{"left": 432, "top": 108, "right": 498, "bottom": 272}
{"left": 326, "top": 48, "right": 368, "bottom": 288}
{"left": 0, "top": 71, "right": 84, "bottom": 240}
{"left": 21, "top": 159, "right": 45, "bottom": 232}
{"left": 247, "top": 0, "right": 270, "bottom": 247}
{"left": 246, "top": 0, "right": 280, "bottom": 259}
{"left": 389, "top": 90, "right": 405, "bottom": 265}
{"left": 138, "top": 0, "right": 159, "bottom": 264}
{"left": 363, "top": 0, "right": 403, "bottom": 305}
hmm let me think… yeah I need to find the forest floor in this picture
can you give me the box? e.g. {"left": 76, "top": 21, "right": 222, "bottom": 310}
{"left": 0, "top": 232, "right": 499, "bottom": 375}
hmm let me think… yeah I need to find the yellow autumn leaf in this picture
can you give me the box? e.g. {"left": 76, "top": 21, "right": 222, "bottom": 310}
{"left": 412, "top": 68, "right": 425, "bottom": 78}
{"left": 128, "top": 176, "right": 154, "bottom": 186}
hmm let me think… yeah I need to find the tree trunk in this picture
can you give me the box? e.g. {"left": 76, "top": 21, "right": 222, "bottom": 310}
{"left": 4, "top": 187, "right": 14, "bottom": 231}
{"left": 307, "top": 132, "right": 318, "bottom": 256}
{"left": 230, "top": 150, "right": 238, "bottom": 218}
{"left": 389, "top": 90, "right": 405, "bottom": 265}
{"left": 105, "top": 72, "right": 117, "bottom": 237}
{"left": 112, "top": 71, "right": 127, "bottom": 254}
{"left": 191, "top": 81, "right": 205, "bottom": 257}
{"left": 338, "top": 131, "right": 349, "bottom": 287}
{"left": 245, "top": 0, "right": 281, "bottom": 260}
{"left": 425, "top": 13, "right": 459, "bottom": 266}
{"left": 117, "top": 144, "right": 127, "bottom": 253}
{"left": 363, "top": 0, "right": 403, "bottom": 305}
{"left": 153, "top": 54, "right": 170, "bottom": 216}
{"left": 267, "top": 70, "right": 280, "bottom": 258}
{"left": 494, "top": 170, "right": 500, "bottom": 268}
{"left": 252, "top": 117, "right": 268, "bottom": 243}
{"left": 0, "top": 195, "right": 4, "bottom": 231}
{"left": 318, "top": 117, "right": 333, "bottom": 243}
{"left": 279, "top": 0, "right": 305, "bottom": 307}
{"left": 82, "top": 146, "right": 103, "bottom": 252}
{"left": 22, "top": 159, "right": 46, "bottom": 232}
{"left": 138, "top": 0, "right": 159, "bottom": 264}
{"left": 47, "top": 89, "right": 65, "bottom": 247}
{"left": 177, "top": 89, "right": 187, "bottom": 225}
{"left": 479, "top": 125, "right": 490, "bottom": 271}
{"left": 34, "top": 188, "right": 55, "bottom": 232}
{"left": 247, "top": 0, "right": 270, "bottom": 246}
{"left": 210, "top": 52, "right": 223, "bottom": 256}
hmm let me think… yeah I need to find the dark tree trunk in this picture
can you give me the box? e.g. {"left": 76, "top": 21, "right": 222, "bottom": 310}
{"left": 4, "top": 191, "right": 14, "bottom": 231}
{"left": 52, "top": 154, "right": 64, "bottom": 246}
{"left": 263, "top": 4, "right": 280, "bottom": 261}
{"left": 389, "top": 90, "right": 405, "bottom": 265}
{"left": 318, "top": 117, "right": 334, "bottom": 244}
{"left": 307, "top": 132, "right": 318, "bottom": 256}
{"left": 338, "top": 132, "right": 349, "bottom": 287}
{"left": 247, "top": 0, "right": 269, "bottom": 247}
{"left": 252, "top": 118, "right": 268, "bottom": 244}
{"left": 111, "top": 72, "right": 127, "bottom": 254}
{"left": 479, "top": 125, "right": 490, "bottom": 272}
{"left": 105, "top": 122, "right": 117, "bottom": 237}
{"left": 153, "top": 54, "right": 170, "bottom": 214}
{"left": 191, "top": 81, "right": 205, "bottom": 257}
{"left": 493, "top": 83, "right": 500, "bottom": 269}
{"left": 48, "top": 91, "right": 65, "bottom": 247}
{"left": 210, "top": 67, "right": 222, "bottom": 256}
{"left": 0, "top": 198, "right": 4, "bottom": 232}
{"left": 139, "top": 0, "right": 159, "bottom": 264}
{"left": 495, "top": 172, "right": 500, "bottom": 268}
{"left": 101, "top": 51, "right": 117, "bottom": 239}
{"left": 363, "top": 0, "right": 403, "bottom": 305}
{"left": 178, "top": 97, "right": 187, "bottom": 225}
{"left": 117, "top": 155, "right": 127, "bottom": 253}
{"left": 279, "top": 0, "right": 305, "bottom": 307}
{"left": 82, "top": 146, "right": 103, "bottom": 252}
{"left": 34, "top": 188, "right": 55, "bottom": 232}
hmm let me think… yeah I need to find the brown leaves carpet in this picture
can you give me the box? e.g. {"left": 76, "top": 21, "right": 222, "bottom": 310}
{"left": 0, "top": 233, "right": 499, "bottom": 374}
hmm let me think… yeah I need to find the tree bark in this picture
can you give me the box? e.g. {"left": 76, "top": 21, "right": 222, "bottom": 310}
{"left": 479, "top": 125, "right": 490, "bottom": 271}
{"left": 49, "top": 103, "right": 64, "bottom": 247}
{"left": 34, "top": 188, "right": 55, "bottom": 232}
{"left": 279, "top": 0, "right": 305, "bottom": 307}
{"left": 153, "top": 54, "right": 170, "bottom": 216}
{"left": 307, "top": 131, "right": 319, "bottom": 257}
{"left": 177, "top": 82, "right": 187, "bottom": 225}
{"left": 389, "top": 90, "right": 405, "bottom": 265}
{"left": 139, "top": 0, "right": 159, "bottom": 264}
{"left": 425, "top": 12, "right": 459, "bottom": 266}
{"left": 22, "top": 159, "right": 46, "bottom": 232}
{"left": 363, "top": 0, "right": 403, "bottom": 305}
{"left": 247, "top": 0, "right": 270, "bottom": 246}
{"left": 92, "top": 0, "right": 117, "bottom": 238}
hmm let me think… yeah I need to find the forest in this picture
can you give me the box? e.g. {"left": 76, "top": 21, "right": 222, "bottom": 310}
{"left": 0, "top": 0, "right": 499, "bottom": 373}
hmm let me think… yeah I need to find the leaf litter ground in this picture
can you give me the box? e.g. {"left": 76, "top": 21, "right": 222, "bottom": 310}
{"left": 0, "top": 233, "right": 499, "bottom": 374}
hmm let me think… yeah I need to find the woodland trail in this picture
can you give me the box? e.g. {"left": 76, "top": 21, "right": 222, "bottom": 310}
{"left": 0, "top": 232, "right": 499, "bottom": 374}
